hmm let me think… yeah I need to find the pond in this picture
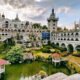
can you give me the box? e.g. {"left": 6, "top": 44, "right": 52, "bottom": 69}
{"left": 4, "top": 61, "right": 71, "bottom": 80}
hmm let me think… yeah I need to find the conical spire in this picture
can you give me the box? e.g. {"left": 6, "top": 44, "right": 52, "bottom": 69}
{"left": 52, "top": 8, "right": 54, "bottom": 14}
{"left": 15, "top": 13, "right": 20, "bottom": 21}
{"left": 16, "top": 14, "right": 19, "bottom": 19}
{"left": 2, "top": 13, "right": 5, "bottom": 19}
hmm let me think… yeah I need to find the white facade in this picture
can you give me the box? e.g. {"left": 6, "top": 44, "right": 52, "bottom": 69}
{"left": 48, "top": 9, "right": 80, "bottom": 50}
{"left": 0, "top": 14, "right": 43, "bottom": 46}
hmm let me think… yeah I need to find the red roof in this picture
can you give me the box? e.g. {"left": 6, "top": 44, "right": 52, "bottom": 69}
{"left": 52, "top": 53, "right": 61, "bottom": 58}
{"left": 0, "top": 59, "right": 7, "bottom": 65}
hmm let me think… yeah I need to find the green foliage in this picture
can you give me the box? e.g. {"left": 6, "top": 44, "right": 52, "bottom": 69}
{"left": 5, "top": 45, "right": 24, "bottom": 64}
{"left": 7, "top": 45, "right": 23, "bottom": 55}
{"left": 60, "top": 47, "right": 67, "bottom": 52}
{"left": 42, "top": 25, "right": 48, "bottom": 29}
{"left": 43, "top": 45, "right": 52, "bottom": 49}
{"left": 5, "top": 61, "right": 70, "bottom": 80}
{"left": 46, "top": 56, "right": 52, "bottom": 62}
{"left": 6, "top": 53, "right": 23, "bottom": 64}
{"left": 47, "top": 40, "right": 51, "bottom": 45}
{"left": 51, "top": 43, "right": 59, "bottom": 49}
{"left": 39, "top": 70, "right": 47, "bottom": 78}
{"left": 4, "top": 37, "right": 15, "bottom": 47}
{"left": 0, "top": 41, "right": 14, "bottom": 54}
{"left": 32, "top": 23, "right": 41, "bottom": 29}
{"left": 36, "top": 56, "right": 45, "bottom": 61}
{"left": 41, "top": 47, "right": 51, "bottom": 53}
{"left": 0, "top": 42, "right": 5, "bottom": 53}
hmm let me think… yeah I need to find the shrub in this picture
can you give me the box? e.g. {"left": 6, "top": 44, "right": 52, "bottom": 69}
{"left": 6, "top": 53, "right": 23, "bottom": 64}
{"left": 60, "top": 47, "right": 67, "bottom": 52}
{"left": 39, "top": 70, "right": 47, "bottom": 79}
{"left": 41, "top": 48, "right": 51, "bottom": 53}
{"left": 36, "top": 56, "right": 45, "bottom": 61}
{"left": 43, "top": 45, "right": 52, "bottom": 49}
{"left": 46, "top": 56, "right": 52, "bottom": 62}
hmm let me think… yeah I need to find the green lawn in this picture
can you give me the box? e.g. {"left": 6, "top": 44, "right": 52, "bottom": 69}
{"left": 4, "top": 61, "right": 70, "bottom": 80}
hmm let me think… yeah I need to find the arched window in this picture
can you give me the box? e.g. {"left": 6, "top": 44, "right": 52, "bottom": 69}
{"left": 61, "top": 33, "right": 63, "bottom": 37}
{"left": 14, "top": 24, "right": 17, "bottom": 28}
{"left": 64, "top": 38, "right": 66, "bottom": 40}
{"left": 75, "top": 38, "right": 79, "bottom": 41}
{"left": 75, "top": 32, "right": 79, "bottom": 36}
{"left": 71, "top": 38, "right": 74, "bottom": 41}
{"left": 18, "top": 29, "right": 21, "bottom": 32}
{"left": 22, "top": 30, "right": 25, "bottom": 32}
{"left": 8, "top": 29, "right": 10, "bottom": 32}
{"left": 68, "top": 33, "right": 69, "bottom": 36}
{"left": 76, "top": 45, "right": 80, "bottom": 51}
{"left": 5, "top": 21, "right": 9, "bottom": 28}
{"left": 61, "top": 43, "right": 66, "bottom": 48}
{"left": 2, "top": 29, "right": 4, "bottom": 31}
{"left": 64, "top": 33, "right": 66, "bottom": 36}
{"left": 67, "top": 44, "right": 74, "bottom": 53}
{"left": 67, "top": 38, "right": 69, "bottom": 41}
{"left": 5, "top": 29, "right": 7, "bottom": 31}
{"left": 14, "top": 29, "right": 17, "bottom": 32}
{"left": 58, "top": 38, "right": 60, "bottom": 40}
{"left": 71, "top": 33, "right": 73, "bottom": 35}
{"left": 2, "top": 34, "right": 4, "bottom": 35}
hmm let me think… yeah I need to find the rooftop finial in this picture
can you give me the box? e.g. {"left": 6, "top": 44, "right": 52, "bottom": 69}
{"left": 16, "top": 14, "right": 18, "bottom": 19}
{"left": 15, "top": 13, "right": 20, "bottom": 21}
{"left": 52, "top": 8, "right": 54, "bottom": 14}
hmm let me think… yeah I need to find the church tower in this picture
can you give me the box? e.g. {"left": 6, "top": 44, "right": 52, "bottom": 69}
{"left": 47, "top": 8, "right": 58, "bottom": 32}
{"left": 47, "top": 8, "right": 58, "bottom": 41}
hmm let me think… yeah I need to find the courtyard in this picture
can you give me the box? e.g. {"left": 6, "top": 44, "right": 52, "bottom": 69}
{"left": 4, "top": 61, "right": 70, "bottom": 80}
{"left": 0, "top": 42, "right": 79, "bottom": 80}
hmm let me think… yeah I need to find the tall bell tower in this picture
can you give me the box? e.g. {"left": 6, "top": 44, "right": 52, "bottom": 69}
{"left": 48, "top": 8, "right": 58, "bottom": 32}
{"left": 47, "top": 8, "right": 58, "bottom": 41}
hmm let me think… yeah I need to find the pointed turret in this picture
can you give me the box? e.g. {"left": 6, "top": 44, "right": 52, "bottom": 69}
{"left": 51, "top": 8, "right": 55, "bottom": 17}
{"left": 15, "top": 14, "right": 20, "bottom": 21}
{"left": 47, "top": 8, "right": 58, "bottom": 32}
{"left": 2, "top": 13, "right": 5, "bottom": 19}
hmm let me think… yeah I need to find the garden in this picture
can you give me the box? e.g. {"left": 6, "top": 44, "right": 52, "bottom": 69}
{"left": 0, "top": 39, "right": 80, "bottom": 80}
{"left": 4, "top": 61, "right": 70, "bottom": 80}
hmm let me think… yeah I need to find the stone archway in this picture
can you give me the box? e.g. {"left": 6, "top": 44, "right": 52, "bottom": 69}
{"left": 67, "top": 44, "right": 74, "bottom": 53}
{"left": 56, "top": 43, "right": 59, "bottom": 47}
{"left": 51, "top": 42, "right": 56, "bottom": 48}
{"left": 61, "top": 43, "right": 66, "bottom": 48}
{"left": 76, "top": 45, "right": 80, "bottom": 51}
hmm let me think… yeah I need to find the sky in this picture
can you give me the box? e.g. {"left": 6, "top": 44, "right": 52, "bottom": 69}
{"left": 0, "top": 0, "right": 80, "bottom": 29}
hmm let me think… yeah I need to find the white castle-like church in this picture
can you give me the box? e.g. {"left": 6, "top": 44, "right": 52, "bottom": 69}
{"left": 0, "top": 13, "right": 46, "bottom": 47}
{"left": 48, "top": 8, "right": 80, "bottom": 50}
{"left": 0, "top": 9, "right": 80, "bottom": 50}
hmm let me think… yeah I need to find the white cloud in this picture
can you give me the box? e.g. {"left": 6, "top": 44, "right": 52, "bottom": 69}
{"left": 35, "top": 0, "right": 48, "bottom": 2}
{"left": 0, "top": 3, "right": 46, "bottom": 21}
{"left": 16, "top": 5, "right": 46, "bottom": 20}
{"left": 35, "top": 0, "right": 42, "bottom": 2}
{"left": 56, "top": 7, "right": 72, "bottom": 14}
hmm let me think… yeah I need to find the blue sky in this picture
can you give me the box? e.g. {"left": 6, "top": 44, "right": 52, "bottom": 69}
{"left": 0, "top": 0, "right": 80, "bottom": 29}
